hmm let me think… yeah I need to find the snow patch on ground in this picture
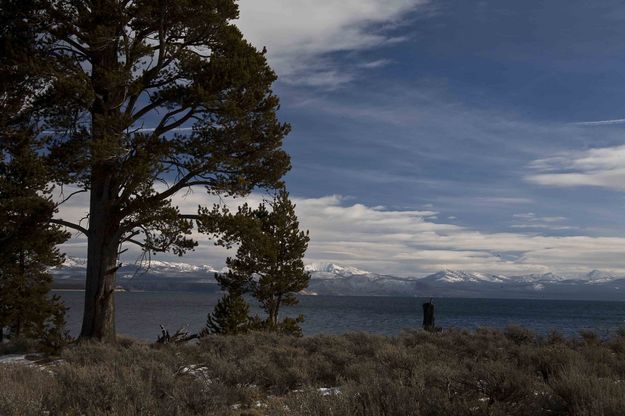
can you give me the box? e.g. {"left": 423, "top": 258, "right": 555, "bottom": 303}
{"left": 0, "top": 354, "right": 64, "bottom": 373}
{"left": 0, "top": 354, "right": 32, "bottom": 364}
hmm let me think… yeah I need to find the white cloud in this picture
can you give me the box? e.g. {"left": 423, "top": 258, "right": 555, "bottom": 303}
{"left": 573, "top": 118, "right": 625, "bottom": 126}
{"left": 292, "top": 197, "right": 625, "bottom": 276}
{"left": 55, "top": 189, "right": 625, "bottom": 277}
{"left": 526, "top": 145, "right": 625, "bottom": 191}
{"left": 509, "top": 213, "right": 575, "bottom": 230}
{"left": 359, "top": 59, "right": 393, "bottom": 69}
{"left": 236, "top": 0, "right": 429, "bottom": 86}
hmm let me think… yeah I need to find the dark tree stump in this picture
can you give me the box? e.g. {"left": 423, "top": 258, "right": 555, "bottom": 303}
{"left": 422, "top": 298, "right": 435, "bottom": 331}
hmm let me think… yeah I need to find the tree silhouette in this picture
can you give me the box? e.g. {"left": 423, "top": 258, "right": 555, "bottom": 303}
{"left": 1, "top": 0, "right": 290, "bottom": 341}
{"left": 0, "top": 136, "right": 69, "bottom": 343}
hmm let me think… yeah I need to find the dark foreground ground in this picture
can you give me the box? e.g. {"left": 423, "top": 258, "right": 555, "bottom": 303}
{"left": 1, "top": 327, "right": 625, "bottom": 415}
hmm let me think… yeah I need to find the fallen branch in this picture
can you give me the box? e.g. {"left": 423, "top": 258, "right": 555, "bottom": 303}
{"left": 156, "top": 325, "right": 200, "bottom": 344}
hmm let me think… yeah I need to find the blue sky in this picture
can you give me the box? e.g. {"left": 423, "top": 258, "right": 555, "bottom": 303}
{"left": 58, "top": 0, "right": 625, "bottom": 277}
{"left": 237, "top": 0, "right": 625, "bottom": 274}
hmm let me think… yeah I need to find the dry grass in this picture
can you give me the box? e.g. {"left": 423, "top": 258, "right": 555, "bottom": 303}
{"left": 2, "top": 327, "right": 625, "bottom": 415}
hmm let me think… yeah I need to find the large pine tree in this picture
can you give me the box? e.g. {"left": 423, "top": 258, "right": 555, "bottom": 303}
{"left": 1, "top": 0, "right": 291, "bottom": 341}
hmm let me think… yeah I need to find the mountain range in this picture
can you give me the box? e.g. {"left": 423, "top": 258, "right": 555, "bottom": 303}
{"left": 51, "top": 259, "right": 625, "bottom": 300}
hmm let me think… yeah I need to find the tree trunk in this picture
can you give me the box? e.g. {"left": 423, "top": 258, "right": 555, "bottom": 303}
{"left": 15, "top": 247, "right": 25, "bottom": 338}
{"left": 268, "top": 295, "right": 281, "bottom": 328}
{"left": 81, "top": 10, "right": 123, "bottom": 342}
{"left": 80, "top": 169, "right": 119, "bottom": 342}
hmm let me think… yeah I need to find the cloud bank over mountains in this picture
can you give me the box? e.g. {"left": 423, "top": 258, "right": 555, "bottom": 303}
{"left": 53, "top": 258, "right": 625, "bottom": 300}
{"left": 56, "top": 187, "right": 625, "bottom": 278}
{"left": 48, "top": 2, "right": 625, "bottom": 282}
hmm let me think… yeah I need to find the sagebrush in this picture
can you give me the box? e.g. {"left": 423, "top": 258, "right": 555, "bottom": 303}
{"left": 2, "top": 327, "right": 625, "bottom": 415}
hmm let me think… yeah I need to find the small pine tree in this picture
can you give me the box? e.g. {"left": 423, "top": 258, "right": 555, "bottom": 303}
{"left": 204, "top": 191, "right": 310, "bottom": 335}
{"left": 255, "top": 191, "right": 310, "bottom": 332}
{"left": 217, "top": 191, "right": 310, "bottom": 334}
{"left": 206, "top": 270, "right": 252, "bottom": 335}
{"left": 206, "top": 287, "right": 251, "bottom": 335}
{"left": 0, "top": 133, "right": 70, "bottom": 344}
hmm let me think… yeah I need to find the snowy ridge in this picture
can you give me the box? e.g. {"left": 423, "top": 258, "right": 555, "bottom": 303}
{"left": 52, "top": 258, "right": 625, "bottom": 299}
{"left": 61, "top": 257, "right": 88, "bottom": 268}
{"left": 584, "top": 270, "right": 618, "bottom": 284}
{"left": 511, "top": 272, "right": 569, "bottom": 283}
{"left": 305, "top": 263, "right": 370, "bottom": 276}
{"left": 57, "top": 257, "right": 220, "bottom": 274}
{"left": 57, "top": 258, "right": 624, "bottom": 283}
{"left": 141, "top": 260, "right": 219, "bottom": 274}
{"left": 423, "top": 270, "right": 509, "bottom": 284}
{"left": 304, "top": 264, "right": 625, "bottom": 299}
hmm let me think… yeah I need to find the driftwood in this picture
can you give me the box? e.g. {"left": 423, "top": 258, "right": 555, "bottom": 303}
{"left": 156, "top": 325, "right": 200, "bottom": 344}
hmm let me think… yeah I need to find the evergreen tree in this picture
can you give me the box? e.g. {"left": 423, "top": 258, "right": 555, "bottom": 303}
{"left": 0, "top": 4, "right": 69, "bottom": 345}
{"left": 211, "top": 191, "right": 310, "bottom": 335}
{"left": 1, "top": 0, "right": 291, "bottom": 341}
{"left": 0, "top": 135, "right": 70, "bottom": 343}
{"left": 206, "top": 273, "right": 251, "bottom": 335}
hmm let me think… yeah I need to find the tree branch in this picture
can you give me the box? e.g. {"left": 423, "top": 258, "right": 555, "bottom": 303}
{"left": 121, "top": 170, "right": 198, "bottom": 217}
{"left": 153, "top": 106, "right": 197, "bottom": 137}
{"left": 55, "top": 188, "right": 88, "bottom": 207}
{"left": 130, "top": 96, "right": 170, "bottom": 123}
{"left": 125, "top": 238, "right": 168, "bottom": 252}
{"left": 50, "top": 218, "right": 88, "bottom": 235}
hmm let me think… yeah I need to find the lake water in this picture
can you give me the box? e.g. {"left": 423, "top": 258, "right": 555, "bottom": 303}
{"left": 55, "top": 291, "right": 625, "bottom": 340}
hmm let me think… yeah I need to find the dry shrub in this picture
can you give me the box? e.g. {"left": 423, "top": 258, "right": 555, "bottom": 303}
{"left": 2, "top": 328, "right": 625, "bottom": 415}
{"left": 0, "top": 365, "right": 58, "bottom": 416}
{"left": 504, "top": 325, "right": 537, "bottom": 345}
{"left": 578, "top": 329, "right": 600, "bottom": 345}
{"left": 550, "top": 365, "right": 625, "bottom": 416}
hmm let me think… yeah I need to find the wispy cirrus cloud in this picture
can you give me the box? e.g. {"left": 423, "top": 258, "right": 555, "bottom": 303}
{"left": 510, "top": 213, "right": 576, "bottom": 231}
{"left": 526, "top": 145, "right": 625, "bottom": 191}
{"left": 236, "top": 0, "right": 431, "bottom": 87}
{"left": 572, "top": 118, "right": 625, "bottom": 126}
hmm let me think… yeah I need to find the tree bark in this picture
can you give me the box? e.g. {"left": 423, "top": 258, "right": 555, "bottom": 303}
{"left": 16, "top": 247, "right": 25, "bottom": 338}
{"left": 80, "top": 8, "right": 124, "bottom": 342}
{"left": 80, "top": 168, "right": 119, "bottom": 342}
{"left": 267, "top": 295, "right": 281, "bottom": 328}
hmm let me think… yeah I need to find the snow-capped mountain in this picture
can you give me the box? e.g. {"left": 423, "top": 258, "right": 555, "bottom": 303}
{"left": 51, "top": 258, "right": 625, "bottom": 300}
{"left": 305, "top": 263, "right": 371, "bottom": 279}
{"left": 511, "top": 272, "right": 569, "bottom": 283}
{"left": 55, "top": 257, "right": 221, "bottom": 275}
{"left": 125, "top": 260, "right": 220, "bottom": 275}
{"left": 421, "top": 270, "right": 509, "bottom": 284}
{"left": 584, "top": 270, "right": 618, "bottom": 284}
{"left": 306, "top": 265, "right": 625, "bottom": 300}
{"left": 307, "top": 268, "right": 420, "bottom": 296}
{"left": 60, "top": 257, "right": 88, "bottom": 268}
{"left": 51, "top": 257, "right": 221, "bottom": 291}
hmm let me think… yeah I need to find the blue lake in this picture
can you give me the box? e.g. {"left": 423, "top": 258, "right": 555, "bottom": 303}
{"left": 55, "top": 291, "right": 625, "bottom": 340}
